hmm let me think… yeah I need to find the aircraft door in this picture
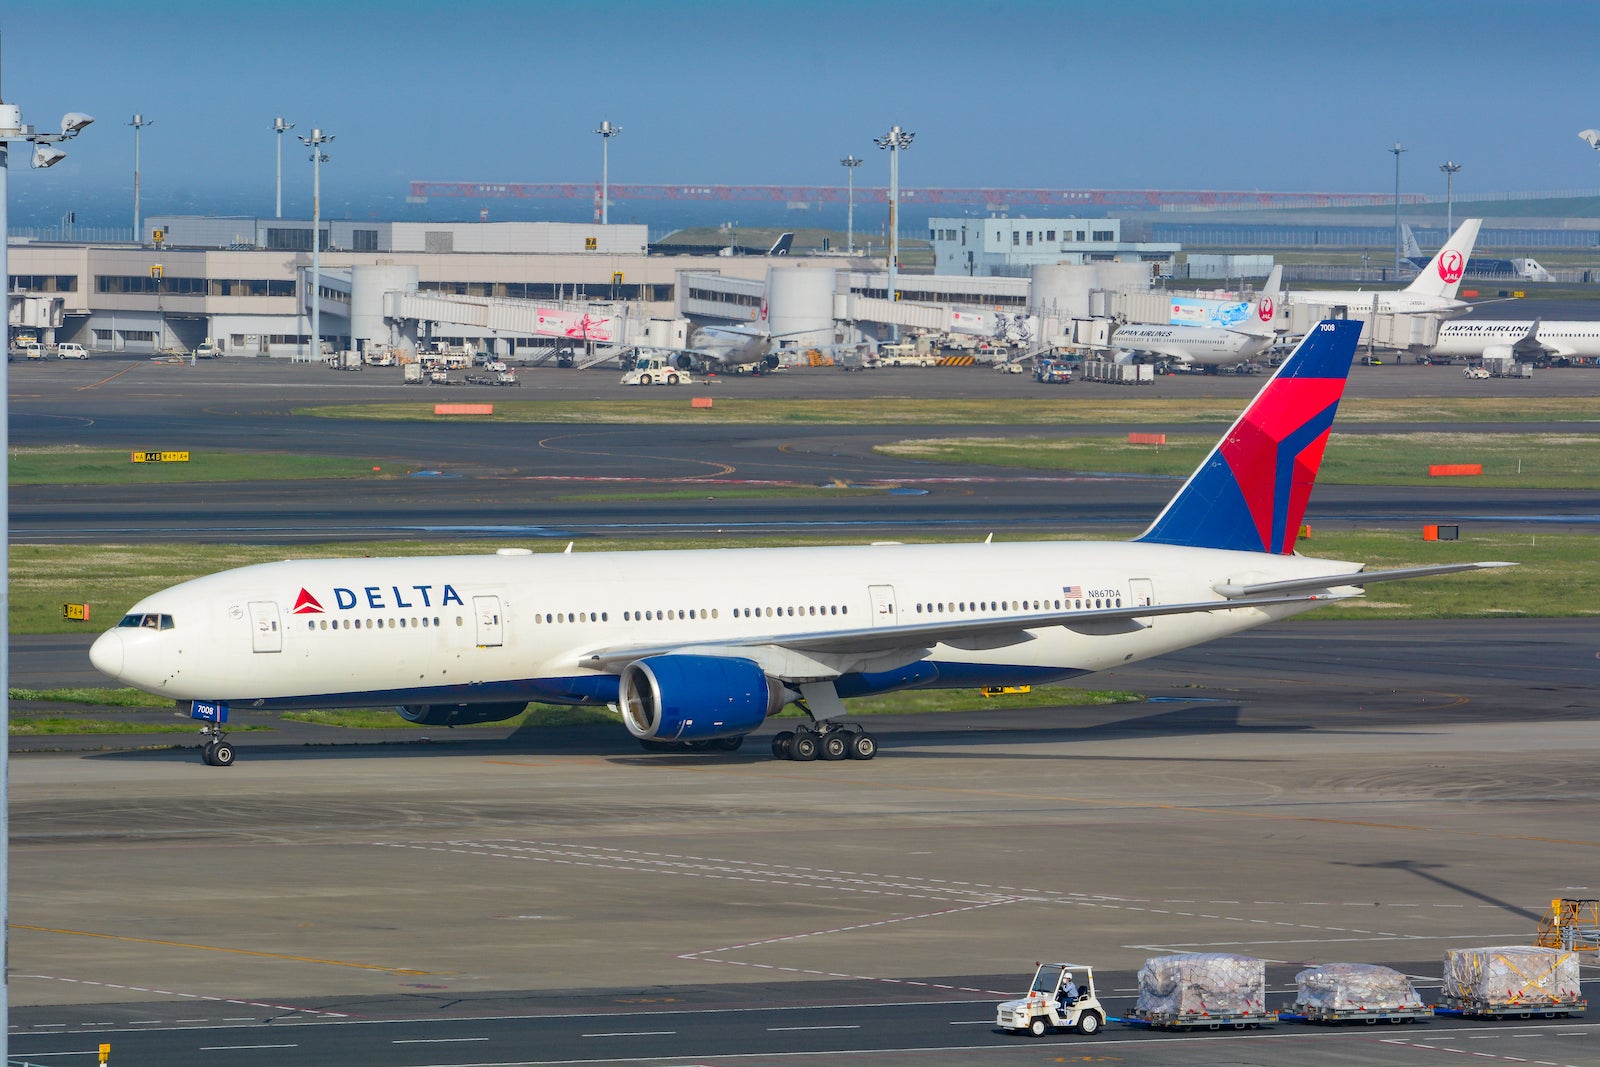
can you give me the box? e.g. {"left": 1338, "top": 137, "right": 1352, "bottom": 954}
{"left": 1128, "top": 578, "right": 1154, "bottom": 628}
{"left": 474, "top": 595, "right": 504, "bottom": 648}
{"left": 868, "top": 584, "right": 899, "bottom": 626}
{"left": 247, "top": 601, "right": 282, "bottom": 653}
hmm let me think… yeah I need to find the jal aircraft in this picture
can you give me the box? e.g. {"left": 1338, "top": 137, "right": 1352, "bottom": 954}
{"left": 1292, "top": 217, "right": 1483, "bottom": 317}
{"left": 1111, "top": 266, "right": 1283, "bottom": 369}
{"left": 89, "top": 320, "right": 1509, "bottom": 767}
{"left": 1430, "top": 318, "right": 1600, "bottom": 365}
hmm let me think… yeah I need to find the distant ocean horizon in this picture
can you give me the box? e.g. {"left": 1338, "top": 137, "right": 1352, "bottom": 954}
{"left": 7, "top": 180, "right": 915, "bottom": 244}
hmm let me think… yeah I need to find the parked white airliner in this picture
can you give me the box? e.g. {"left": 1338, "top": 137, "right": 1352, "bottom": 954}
{"left": 1112, "top": 266, "right": 1283, "bottom": 369}
{"left": 1290, "top": 218, "right": 1483, "bottom": 317}
{"left": 1430, "top": 318, "right": 1600, "bottom": 365}
{"left": 89, "top": 319, "right": 1509, "bottom": 767}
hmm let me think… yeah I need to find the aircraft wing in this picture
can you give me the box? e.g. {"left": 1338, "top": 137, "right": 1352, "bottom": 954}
{"left": 1212, "top": 561, "right": 1515, "bottom": 599}
{"left": 578, "top": 592, "right": 1353, "bottom": 679}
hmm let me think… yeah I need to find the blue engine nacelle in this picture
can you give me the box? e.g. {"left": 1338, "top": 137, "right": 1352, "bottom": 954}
{"left": 619, "top": 655, "right": 786, "bottom": 742}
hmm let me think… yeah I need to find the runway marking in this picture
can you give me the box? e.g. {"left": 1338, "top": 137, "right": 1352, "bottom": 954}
{"left": 11, "top": 923, "right": 440, "bottom": 975}
{"left": 199, "top": 1044, "right": 298, "bottom": 1051}
{"left": 767, "top": 1024, "right": 861, "bottom": 1031}
{"left": 393, "top": 1037, "right": 490, "bottom": 1043}
{"left": 582, "top": 1029, "right": 677, "bottom": 1037}
{"left": 1382, "top": 1037, "right": 1586, "bottom": 1066}
{"left": 77, "top": 363, "right": 142, "bottom": 390}
{"left": 13, "top": 974, "right": 349, "bottom": 1018}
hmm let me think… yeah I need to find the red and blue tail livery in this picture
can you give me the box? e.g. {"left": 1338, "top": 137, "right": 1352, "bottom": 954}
{"left": 1137, "top": 319, "right": 1361, "bottom": 555}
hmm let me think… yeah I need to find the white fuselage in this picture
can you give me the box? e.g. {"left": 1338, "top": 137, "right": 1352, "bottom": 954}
{"left": 90, "top": 541, "right": 1355, "bottom": 711}
{"left": 1112, "top": 323, "right": 1271, "bottom": 366}
{"left": 1431, "top": 320, "right": 1600, "bottom": 361}
{"left": 1289, "top": 290, "right": 1471, "bottom": 318}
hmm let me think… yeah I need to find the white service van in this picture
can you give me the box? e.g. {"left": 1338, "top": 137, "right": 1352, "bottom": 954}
{"left": 56, "top": 342, "right": 89, "bottom": 359}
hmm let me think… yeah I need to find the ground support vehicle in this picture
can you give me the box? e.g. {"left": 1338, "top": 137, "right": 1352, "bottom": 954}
{"left": 1278, "top": 1005, "right": 1433, "bottom": 1025}
{"left": 997, "top": 963, "right": 1106, "bottom": 1037}
{"left": 1462, "top": 365, "right": 1490, "bottom": 380}
{"left": 1033, "top": 358, "right": 1073, "bottom": 384}
{"left": 55, "top": 342, "right": 89, "bottom": 359}
{"left": 194, "top": 339, "right": 222, "bottom": 359}
{"left": 620, "top": 354, "right": 689, "bottom": 386}
{"left": 1123, "top": 1007, "right": 1276, "bottom": 1031}
{"left": 402, "top": 363, "right": 424, "bottom": 384}
{"left": 1439, "top": 997, "right": 1585, "bottom": 1020}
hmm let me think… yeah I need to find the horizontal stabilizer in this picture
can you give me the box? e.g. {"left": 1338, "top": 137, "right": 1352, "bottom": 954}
{"left": 1213, "top": 561, "right": 1516, "bottom": 599}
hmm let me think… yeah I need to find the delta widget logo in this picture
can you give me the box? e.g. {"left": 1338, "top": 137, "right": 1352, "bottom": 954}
{"left": 1437, "top": 249, "right": 1465, "bottom": 284}
{"left": 292, "top": 588, "right": 325, "bottom": 614}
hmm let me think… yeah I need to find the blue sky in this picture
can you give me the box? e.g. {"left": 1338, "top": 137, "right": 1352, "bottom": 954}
{"left": 5, "top": 0, "right": 1600, "bottom": 224}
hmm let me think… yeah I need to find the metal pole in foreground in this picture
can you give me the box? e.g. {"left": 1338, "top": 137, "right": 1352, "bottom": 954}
{"left": 1, "top": 35, "right": 94, "bottom": 1062}
{"left": 874, "top": 125, "right": 914, "bottom": 338}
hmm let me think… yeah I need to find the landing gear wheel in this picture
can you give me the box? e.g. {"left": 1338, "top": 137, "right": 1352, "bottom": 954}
{"left": 210, "top": 741, "right": 235, "bottom": 767}
{"left": 201, "top": 742, "right": 218, "bottom": 766}
{"left": 771, "top": 731, "right": 795, "bottom": 759}
{"left": 1028, "top": 1016, "right": 1049, "bottom": 1037}
{"left": 790, "top": 730, "right": 819, "bottom": 762}
{"left": 638, "top": 738, "right": 678, "bottom": 753}
{"left": 849, "top": 732, "right": 877, "bottom": 760}
{"left": 820, "top": 732, "right": 849, "bottom": 760}
{"left": 712, "top": 735, "right": 744, "bottom": 752}
{"left": 1076, "top": 1011, "right": 1102, "bottom": 1035}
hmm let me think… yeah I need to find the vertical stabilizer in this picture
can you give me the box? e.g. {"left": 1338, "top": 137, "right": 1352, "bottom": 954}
{"left": 767, "top": 232, "right": 794, "bottom": 256}
{"left": 1136, "top": 319, "right": 1361, "bottom": 554}
{"left": 1402, "top": 218, "right": 1481, "bottom": 300}
{"left": 1233, "top": 265, "right": 1284, "bottom": 338}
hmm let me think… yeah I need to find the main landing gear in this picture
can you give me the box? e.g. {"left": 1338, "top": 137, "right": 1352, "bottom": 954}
{"left": 769, "top": 721, "right": 876, "bottom": 761}
{"left": 636, "top": 736, "right": 745, "bottom": 753}
{"left": 769, "top": 682, "right": 877, "bottom": 761}
{"left": 198, "top": 723, "right": 235, "bottom": 767}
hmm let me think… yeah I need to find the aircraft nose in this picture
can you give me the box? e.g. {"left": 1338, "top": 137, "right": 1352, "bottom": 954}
{"left": 89, "top": 630, "right": 124, "bottom": 679}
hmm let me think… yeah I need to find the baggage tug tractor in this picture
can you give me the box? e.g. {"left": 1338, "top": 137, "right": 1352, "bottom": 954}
{"left": 997, "top": 962, "right": 1106, "bottom": 1037}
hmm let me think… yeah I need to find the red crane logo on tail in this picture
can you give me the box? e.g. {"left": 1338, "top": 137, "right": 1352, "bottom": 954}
{"left": 1438, "top": 249, "right": 1465, "bottom": 284}
{"left": 1258, "top": 297, "right": 1274, "bottom": 322}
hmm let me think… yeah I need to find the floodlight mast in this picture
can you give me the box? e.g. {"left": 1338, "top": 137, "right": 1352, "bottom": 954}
{"left": 273, "top": 116, "right": 295, "bottom": 218}
{"left": 874, "top": 125, "right": 913, "bottom": 336}
{"left": 0, "top": 31, "right": 93, "bottom": 1066}
{"left": 1438, "top": 161, "right": 1461, "bottom": 235}
{"left": 298, "top": 127, "right": 333, "bottom": 362}
{"left": 129, "top": 113, "right": 152, "bottom": 241}
{"left": 595, "top": 120, "right": 620, "bottom": 225}
{"left": 1389, "top": 141, "right": 1406, "bottom": 272}
{"left": 840, "top": 154, "right": 862, "bottom": 254}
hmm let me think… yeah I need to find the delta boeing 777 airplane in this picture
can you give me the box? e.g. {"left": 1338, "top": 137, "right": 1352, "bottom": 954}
{"left": 89, "top": 319, "right": 1509, "bottom": 767}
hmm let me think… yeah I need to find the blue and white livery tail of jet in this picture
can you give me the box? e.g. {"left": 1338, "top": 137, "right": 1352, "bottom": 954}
{"left": 90, "top": 319, "right": 1511, "bottom": 765}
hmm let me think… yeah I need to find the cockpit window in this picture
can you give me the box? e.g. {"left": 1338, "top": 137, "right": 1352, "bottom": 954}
{"left": 117, "top": 613, "right": 175, "bottom": 630}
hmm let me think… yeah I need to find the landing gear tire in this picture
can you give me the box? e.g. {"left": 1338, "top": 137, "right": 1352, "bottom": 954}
{"left": 712, "top": 735, "right": 744, "bottom": 752}
{"left": 771, "top": 731, "right": 795, "bottom": 759}
{"left": 790, "top": 730, "right": 819, "bottom": 762}
{"left": 638, "top": 738, "right": 678, "bottom": 753}
{"left": 201, "top": 742, "right": 217, "bottom": 766}
{"left": 210, "top": 741, "right": 235, "bottom": 767}
{"left": 821, "top": 732, "right": 849, "bottom": 760}
{"left": 848, "top": 732, "right": 878, "bottom": 760}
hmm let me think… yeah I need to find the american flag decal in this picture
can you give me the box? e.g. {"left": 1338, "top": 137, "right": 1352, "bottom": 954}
{"left": 1063, "top": 585, "right": 1083, "bottom": 598}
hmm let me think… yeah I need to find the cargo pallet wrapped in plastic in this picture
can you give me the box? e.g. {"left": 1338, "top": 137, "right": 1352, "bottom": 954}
{"left": 1283, "top": 962, "right": 1432, "bottom": 1024}
{"left": 1441, "top": 946, "right": 1587, "bottom": 1018}
{"left": 1125, "top": 953, "right": 1276, "bottom": 1029}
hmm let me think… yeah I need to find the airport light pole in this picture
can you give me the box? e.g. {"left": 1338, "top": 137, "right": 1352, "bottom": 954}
{"left": 129, "top": 112, "right": 151, "bottom": 242}
{"left": 595, "top": 119, "right": 619, "bottom": 225}
{"left": 1, "top": 35, "right": 93, "bottom": 1063}
{"left": 1439, "top": 161, "right": 1461, "bottom": 236}
{"left": 840, "top": 154, "right": 862, "bottom": 254}
{"left": 299, "top": 127, "right": 332, "bottom": 362}
{"left": 272, "top": 116, "right": 295, "bottom": 218}
{"left": 1389, "top": 141, "right": 1406, "bottom": 273}
{"left": 874, "top": 124, "right": 913, "bottom": 317}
